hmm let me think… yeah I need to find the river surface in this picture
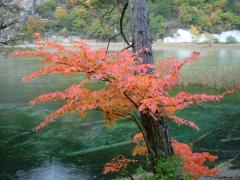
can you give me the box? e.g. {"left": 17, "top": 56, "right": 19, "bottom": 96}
{"left": 0, "top": 48, "right": 240, "bottom": 179}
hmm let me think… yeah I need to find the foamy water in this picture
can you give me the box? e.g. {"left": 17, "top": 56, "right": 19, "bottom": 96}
{"left": 163, "top": 29, "right": 240, "bottom": 43}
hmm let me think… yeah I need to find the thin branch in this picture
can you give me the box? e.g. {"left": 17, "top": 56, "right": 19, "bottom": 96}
{"left": 120, "top": 2, "right": 130, "bottom": 46}
{"left": 106, "top": 33, "right": 121, "bottom": 53}
{"left": 93, "top": 1, "right": 130, "bottom": 52}
{"left": 124, "top": 91, "right": 139, "bottom": 108}
{"left": 100, "top": 0, "right": 120, "bottom": 26}
{"left": 92, "top": 0, "right": 119, "bottom": 38}
{"left": 111, "top": 111, "right": 129, "bottom": 118}
{"left": 95, "top": 108, "right": 134, "bottom": 121}
{"left": 106, "top": 34, "right": 132, "bottom": 54}
{"left": 117, "top": 44, "right": 133, "bottom": 54}
{"left": 131, "top": 115, "right": 156, "bottom": 158}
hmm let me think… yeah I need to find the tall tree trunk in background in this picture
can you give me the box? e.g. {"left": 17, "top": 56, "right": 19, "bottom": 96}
{"left": 129, "top": 0, "right": 154, "bottom": 64}
{"left": 129, "top": 0, "right": 174, "bottom": 171}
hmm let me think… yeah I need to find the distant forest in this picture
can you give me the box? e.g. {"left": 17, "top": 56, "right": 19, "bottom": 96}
{"left": 23, "top": 0, "right": 240, "bottom": 40}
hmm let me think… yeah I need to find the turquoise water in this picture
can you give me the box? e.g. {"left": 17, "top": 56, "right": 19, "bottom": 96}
{"left": 0, "top": 49, "right": 240, "bottom": 179}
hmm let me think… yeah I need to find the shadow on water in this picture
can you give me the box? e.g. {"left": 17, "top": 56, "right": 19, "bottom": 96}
{"left": 0, "top": 49, "right": 240, "bottom": 179}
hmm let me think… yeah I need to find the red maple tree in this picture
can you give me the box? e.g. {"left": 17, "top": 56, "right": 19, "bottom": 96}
{"left": 13, "top": 33, "right": 239, "bottom": 178}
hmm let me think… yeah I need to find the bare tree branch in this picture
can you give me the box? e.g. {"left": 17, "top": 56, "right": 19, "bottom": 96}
{"left": 106, "top": 33, "right": 121, "bottom": 53}
{"left": 100, "top": 0, "right": 120, "bottom": 26}
{"left": 120, "top": 2, "right": 130, "bottom": 46}
{"left": 105, "top": 2, "right": 132, "bottom": 53}
{"left": 117, "top": 44, "right": 132, "bottom": 54}
{"left": 124, "top": 91, "right": 139, "bottom": 108}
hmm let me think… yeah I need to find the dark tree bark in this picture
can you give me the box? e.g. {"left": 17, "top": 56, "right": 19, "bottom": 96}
{"left": 140, "top": 114, "right": 174, "bottom": 169}
{"left": 129, "top": 0, "right": 174, "bottom": 171}
{"left": 129, "top": 0, "right": 154, "bottom": 64}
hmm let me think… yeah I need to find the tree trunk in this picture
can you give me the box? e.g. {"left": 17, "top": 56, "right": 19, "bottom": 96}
{"left": 129, "top": 0, "right": 174, "bottom": 169}
{"left": 140, "top": 114, "right": 174, "bottom": 171}
{"left": 129, "top": 0, "right": 154, "bottom": 64}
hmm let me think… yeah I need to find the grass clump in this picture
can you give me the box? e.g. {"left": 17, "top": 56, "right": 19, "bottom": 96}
{"left": 136, "top": 156, "right": 191, "bottom": 180}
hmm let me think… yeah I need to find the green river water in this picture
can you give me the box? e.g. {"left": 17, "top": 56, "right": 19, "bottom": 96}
{"left": 0, "top": 48, "right": 240, "bottom": 179}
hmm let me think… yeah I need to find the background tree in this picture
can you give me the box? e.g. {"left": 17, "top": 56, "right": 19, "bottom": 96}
{"left": 23, "top": 16, "right": 45, "bottom": 38}
{"left": 129, "top": 0, "right": 172, "bottom": 171}
{"left": 36, "top": 0, "right": 57, "bottom": 18}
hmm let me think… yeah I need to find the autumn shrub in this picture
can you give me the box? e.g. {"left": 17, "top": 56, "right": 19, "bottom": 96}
{"left": 13, "top": 33, "right": 239, "bottom": 178}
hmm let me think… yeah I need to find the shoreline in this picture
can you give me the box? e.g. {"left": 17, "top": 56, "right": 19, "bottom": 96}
{"left": 116, "top": 161, "right": 240, "bottom": 180}
{"left": 2, "top": 42, "right": 240, "bottom": 51}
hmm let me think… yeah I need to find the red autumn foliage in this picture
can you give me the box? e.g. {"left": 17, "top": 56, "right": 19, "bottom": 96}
{"left": 172, "top": 140, "right": 220, "bottom": 177}
{"left": 132, "top": 133, "right": 148, "bottom": 156}
{"left": 12, "top": 34, "right": 235, "bottom": 131}
{"left": 103, "top": 155, "right": 135, "bottom": 175}
{"left": 132, "top": 133, "right": 219, "bottom": 177}
{"left": 133, "top": 132, "right": 144, "bottom": 140}
{"left": 13, "top": 33, "right": 239, "bottom": 177}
